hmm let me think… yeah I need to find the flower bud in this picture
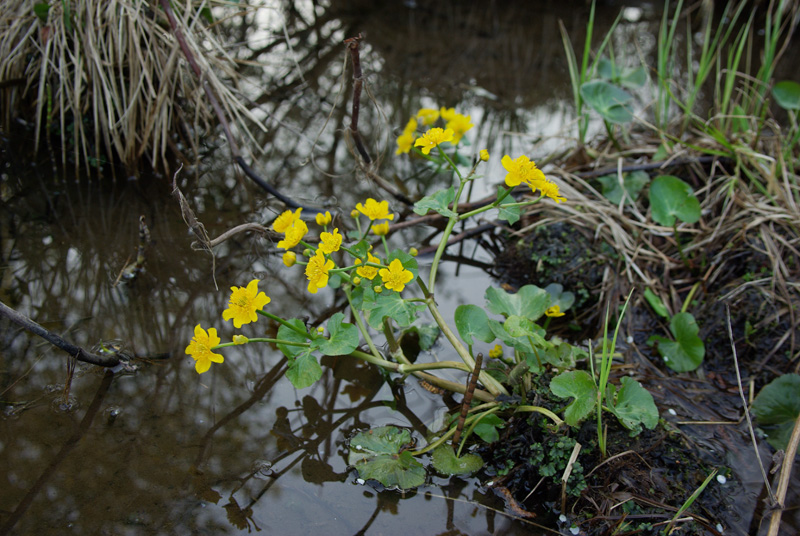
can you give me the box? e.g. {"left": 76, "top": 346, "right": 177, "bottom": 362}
{"left": 480, "top": 149, "right": 490, "bottom": 162}
{"left": 409, "top": 247, "right": 419, "bottom": 257}
{"left": 373, "top": 285, "right": 383, "bottom": 293}
{"left": 233, "top": 335, "right": 249, "bottom": 345}
{"left": 282, "top": 251, "right": 297, "bottom": 267}
{"left": 352, "top": 276, "right": 362, "bottom": 286}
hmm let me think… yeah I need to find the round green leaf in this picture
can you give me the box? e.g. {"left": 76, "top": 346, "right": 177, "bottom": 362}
{"left": 752, "top": 374, "right": 800, "bottom": 450}
{"left": 550, "top": 370, "right": 597, "bottom": 426}
{"left": 649, "top": 175, "right": 701, "bottom": 226}
{"left": 431, "top": 445, "right": 484, "bottom": 476}
{"left": 608, "top": 377, "right": 658, "bottom": 433}
{"left": 455, "top": 304, "right": 495, "bottom": 346}
{"left": 773, "top": 81, "right": 800, "bottom": 111}
{"left": 653, "top": 312, "right": 705, "bottom": 372}
{"left": 348, "top": 426, "right": 425, "bottom": 490}
{"left": 316, "top": 312, "right": 359, "bottom": 356}
{"left": 580, "top": 80, "right": 634, "bottom": 124}
{"left": 285, "top": 349, "right": 322, "bottom": 389}
{"left": 485, "top": 284, "right": 550, "bottom": 321}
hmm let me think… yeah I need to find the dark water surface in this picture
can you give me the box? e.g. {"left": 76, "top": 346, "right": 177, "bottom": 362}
{"left": 1, "top": 1, "right": 796, "bottom": 534}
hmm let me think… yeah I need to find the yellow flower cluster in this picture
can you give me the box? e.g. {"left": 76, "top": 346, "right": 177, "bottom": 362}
{"left": 273, "top": 208, "right": 308, "bottom": 249}
{"left": 356, "top": 198, "right": 394, "bottom": 238}
{"left": 501, "top": 154, "right": 566, "bottom": 203}
{"left": 396, "top": 106, "right": 474, "bottom": 156}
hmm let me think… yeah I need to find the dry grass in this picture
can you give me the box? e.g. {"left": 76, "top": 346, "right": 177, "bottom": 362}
{"left": 0, "top": 0, "right": 266, "bottom": 171}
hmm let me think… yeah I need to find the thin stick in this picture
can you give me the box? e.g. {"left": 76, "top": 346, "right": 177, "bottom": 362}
{"left": 767, "top": 411, "right": 800, "bottom": 536}
{"left": 0, "top": 300, "right": 120, "bottom": 368}
{"left": 452, "top": 353, "right": 483, "bottom": 448}
{"left": 344, "top": 34, "right": 371, "bottom": 164}
{"left": 726, "top": 305, "right": 776, "bottom": 503}
{"left": 560, "top": 441, "right": 582, "bottom": 514}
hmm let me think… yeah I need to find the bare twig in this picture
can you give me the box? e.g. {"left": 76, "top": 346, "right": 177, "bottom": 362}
{"left": 344, "top": 34, "right": 371, "bottom": 164}
{"left": 0, "top": 300, "right": 121, "bottom": 368}
{"left": 727, "top": 305, "right": 776, "bottom": 504}
{"left": 452, "top": 353, "right": 483, "bottom": 448}
{"left": 767, "top": 412, "right": 800, "bottom": 536}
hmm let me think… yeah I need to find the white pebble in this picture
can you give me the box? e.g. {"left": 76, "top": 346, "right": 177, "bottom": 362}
{"left": 716, "top": 474, "right": 727, "bottom": 484}
{"left": 668, "top": 408, "right": 677, "bottom": 416}
{"left": 570, "top": 526, "right": 580, "bottom": 535}
{"left": 716, "top": 523, "right": 724, "bottom": 532}
{"left": 354, "top": 445, "right": 362, "bottom": 450}
{"left": 356, "top": 478, "right": 365, "bottom": 485}
{"left": 559, "top": 514, "right": 567, "bottom": 523}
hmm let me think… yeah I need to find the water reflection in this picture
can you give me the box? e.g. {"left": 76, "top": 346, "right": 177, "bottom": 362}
{"left": 3, "top": 0, "right": 794, "bottom": 534}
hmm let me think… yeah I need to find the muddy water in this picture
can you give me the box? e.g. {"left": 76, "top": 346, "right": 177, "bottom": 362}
{"left": 1, "top": 1, "right": 795, "bottom": 534}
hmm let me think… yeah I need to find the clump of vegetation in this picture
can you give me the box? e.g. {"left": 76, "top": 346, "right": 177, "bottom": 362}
{"left": 0, "top": 1, "right": 264, "bottom": 170}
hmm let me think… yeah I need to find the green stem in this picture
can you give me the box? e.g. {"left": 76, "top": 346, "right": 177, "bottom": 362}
{"left": 213, "top": 338, "right": 309, "bottom": 350}
{"left": 344, "top": 287, "right": 383, "bottom": 361}
{"left": 257, "top": 310, "right": 310, "bottom": 339}
{"left": 515, "top": 405, "right": 565, "bottom": 427}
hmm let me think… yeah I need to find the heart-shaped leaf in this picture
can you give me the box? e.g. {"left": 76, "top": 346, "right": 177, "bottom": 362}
{"left": 752, "top": 374, "right": 800, "bottom": 450}
{"left": 431, "top": 445, "right": 484, "bottom": 475}
{"left": 472, "top": 414, "right": 505, "bottom": 443}
{"left": 550, "top": 370, "right": 597, "bottom": 426}
{"left": 607, "top": 377, "right": 658, "bottom": 433}
{"left": 773, "top": 80, "right": 800, "bottom": 111}
{"left": 413, "top": 187, "right": 457, "bottom": 218}
{"left": 597, "top": 170, "right": 649, "bottom": 205}
{"left": 649, "top": 175, "right": 701, "bottom": 226}
{"left": 363, "top": 292, "right": 425, "bottom": 329}
{"left": 455, "top": 304, "right": 495, "bottom": 346}
{"left": 580, "top": 80, "right": 634, "bottom": 124}
{"left": 485, "top": 284, "right": 550, "bottom": 321}
{"left": 544, "top": 283, "right": 575, "bottom": 313}
{"left": 348, "top": 426, "right": 425, "bottom": 490}
{"left": 286, "top": 349, "right": 323, "bottom": 389}
{"left": 315, "top": 312, "right": 359, "bottom": 356}
{"left": 650, "top": 312, "right": 705, "bottom": 372}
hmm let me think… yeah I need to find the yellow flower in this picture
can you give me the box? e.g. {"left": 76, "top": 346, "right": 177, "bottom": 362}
{"left": 305, "top": 251, "right": 334, "bottom": 294}
{"left": 538, "top": 181, "right": 567, "bottom": 203}
{"left": 488, "top": 344, "right": 503, "bottom": 359}
{"left": 439, "top": 106, "right": 456, "bottom": 121}
{"left": 186, "top": 324, "right": 223, "bottom": 374}
{"left": 233, "top": 335, "right": 249, "bottom": 345}
{"left": 356, "top": 198, "right": 395, "bottom": 221}
{"left": 416, "top": 107, "right": 440, "bottom": 125}
{"left": 222, "top": 279, "right": 271, "bottom": 328}
{"left": 545, "top": 305, "right": 566, "bottom": 317}
{"left": 414, "top": 128, "right": 454, "bottom": 155}
{"left": 403, "top": 117, "right": 418, "bottom": 134}
{"left": 315, "top": 211, "right": 332, "bottom": 226}
{"left": 282, "top": 251, "right": 297, "bottom": 267}
{"left": 501, "top": 154, "right": 533, "bottom": 187}
{"left": 319, "top": 227, "right": 342, "bottom": 254}
{"left": 379, "top": 258, "right": 414, "bottom": 292}
{"left": 355, "top": 251, "right": 381, "bottom": 280}
{"left": 273, "top": 208, "right": 302, "bottom": 233}
{"left": 480, "top": 149, "right": 490, "bottom": 162}
{"left": 445, "top": 113, "right": 473, "bottom": 144}
{"left": 395, "top": 131, "right": 415, "bottom": 155}
{"left": 277, "top": 219, "right": 308, "bottom": 250}
{"left": 371, "top": 222, "right": 390, "bottom": 236}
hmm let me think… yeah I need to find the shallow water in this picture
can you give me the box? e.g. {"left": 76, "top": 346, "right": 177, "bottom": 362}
{"left": 1, "top": 1, "right": 798, "bottom": 534}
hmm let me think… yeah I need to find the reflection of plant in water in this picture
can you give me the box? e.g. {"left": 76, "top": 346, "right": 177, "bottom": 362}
{"left": 186, "top": 110, "right": 658, "bottom": 498}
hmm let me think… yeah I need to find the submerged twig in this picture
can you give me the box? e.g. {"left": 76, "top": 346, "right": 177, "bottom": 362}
{"left": 344, "top": 34, "right": 371, "bottom": 164}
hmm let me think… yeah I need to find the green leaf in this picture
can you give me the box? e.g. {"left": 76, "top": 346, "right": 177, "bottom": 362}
{"left": 277, "top": 319, "right": 309, "bottom": 358}
{"left": 34, "top": 2, "right": 51, "bottom": 21}
{"left": 348, "top": 426, "right": 425, "bottom": 490}
{"left": 649, "top": 175, "right": 701, "bottom": 226}
{"left": 286, "top": 349, "right": 323, "bottom": 389}
{"left": 488, "top": 319, "right": 534, "bottom": 354}
{"left": 455, "top": 305, "right": 495, "bottom": 346}
{"left": 752, "top": 374, "right": 800, "bottom": 450}
{"left": 651, "top": 312, "right": 705, "bottom": 372}
{"left": 644, "top": 288, "right": 669, "bottom": 318}
{"left": 597, "top": 170, "right": 649, "bottom": 205}
{"left": 316, "top": 312, "right": 359, "bottom": 356}
{"left": 503, "top": 315, "right": 547, "bottom": 348}
{"left": 772, "top": 81, "right": 800, "bottom": 111}
{"left": 363, "top": 292, "right": 424, "bottom": 329}
{"left": 544, "top": 283, "right": 575, "bottom": 313}
{"left": 431, "top": 445, "right": 484, "bottom": 475}
{"left": 498, "top": 204, "right": 521, "bottom": 225}
{"left": 619, "top": 66, "right": 648, "bottom": 89}
{"left": 485, "top": 284, "right": 550, "bottom": 321}
{"left": 473, "top": 414, "right": 505, "bottom": 443}
{"left": 542, "top": 341, "right": 580, "bottom": 369}
{"left": 550, "top": 370, "right": 597, "bottom": 426}
{"left": 580, "top": 80, "right": 634, "bottom": 124}
{"left": 607, "top": 377, "right": 658, "bottom": 433}
{"left": 413, "top": 187, "right": 457, "bottom": 218}
{"left": 653, "top": 143, "right": 672, "bottom": 162}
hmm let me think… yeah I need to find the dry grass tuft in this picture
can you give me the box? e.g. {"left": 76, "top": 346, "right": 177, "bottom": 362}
{"left": 0, "top": 0, "right": 266, "bottom": 171}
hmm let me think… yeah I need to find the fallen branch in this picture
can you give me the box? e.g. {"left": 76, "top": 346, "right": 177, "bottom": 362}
{"left": 0, "top": 300, "right": 120, "bottom": 368}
